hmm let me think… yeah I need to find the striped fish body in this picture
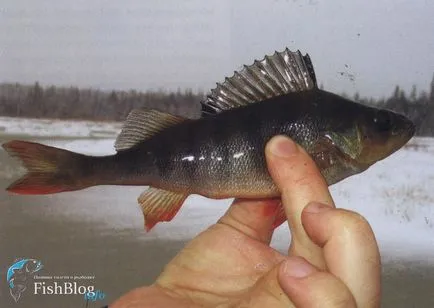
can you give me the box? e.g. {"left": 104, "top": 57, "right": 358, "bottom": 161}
{"left": 3, "top": 48, "right": 415, "bottom": 231}
{"left": 113, "top": 87, "right": 413, "bottom": 199}
{"left": 114, "top": 90, "right": 341, "bottom": 198}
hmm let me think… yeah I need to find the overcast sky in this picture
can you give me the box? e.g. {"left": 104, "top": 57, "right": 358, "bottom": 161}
{"left": 1, "top": 0, "right": 433, "bottom": 98}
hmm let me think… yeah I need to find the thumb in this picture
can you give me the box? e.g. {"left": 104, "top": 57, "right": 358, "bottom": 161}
{"left": 238, "top": 256, "right": 355, "bottom": 308}
{"left": 236, "top": 259, "right": 294, "bottom": 308}
{"left": 265, "top": 135, "right": 335, "bottom": 269}
{"left": 278, "top": 257, "right": 356, "bottom": 308}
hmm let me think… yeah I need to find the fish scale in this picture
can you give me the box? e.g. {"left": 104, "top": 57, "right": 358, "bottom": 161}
{"left": 3, "top": 48, "right": 415, "bottom": 231}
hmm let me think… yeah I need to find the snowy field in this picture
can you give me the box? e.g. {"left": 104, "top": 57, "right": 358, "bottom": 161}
{"left": 1, "top": 116, "right": 434, "bottom": 264}
{"left": 0, "top": 116, "right": 122, "bottom": 139}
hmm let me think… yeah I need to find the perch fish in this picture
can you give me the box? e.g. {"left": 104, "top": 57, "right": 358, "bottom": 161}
{"left": 3, "top": 48, "right": 415, "bottom": 230}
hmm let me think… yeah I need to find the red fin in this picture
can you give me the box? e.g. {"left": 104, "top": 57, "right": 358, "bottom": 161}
{"left": 138, "top": 188, "right": 188, "bottom": 231}
{"left": 272, "top": 202, "right": 287, "bottom": 229}
{"left": 3, "top": 140, "right": 87, "bottom": 195}
{"left": 7, "top": 174, "right": 74, "bottom": 195}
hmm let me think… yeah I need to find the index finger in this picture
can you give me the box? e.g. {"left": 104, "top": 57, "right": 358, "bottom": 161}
{"left": 301, "top": 204, "right": 381, "bottom": 307}
{"left": 265, "top": 135, "right": 334, "bottom": 269}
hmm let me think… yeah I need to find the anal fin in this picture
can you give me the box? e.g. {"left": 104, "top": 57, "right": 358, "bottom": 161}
{"left": 138, "top": 188, "right": 188, "bottom": 231}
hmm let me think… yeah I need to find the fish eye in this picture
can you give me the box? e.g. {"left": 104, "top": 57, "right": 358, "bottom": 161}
{"left": 372, "top": 111, "right": 391, "bottom": 132}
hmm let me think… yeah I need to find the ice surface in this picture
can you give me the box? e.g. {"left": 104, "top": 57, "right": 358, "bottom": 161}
{"left": 0, "top": 116, "right": 122, "bottom": 139}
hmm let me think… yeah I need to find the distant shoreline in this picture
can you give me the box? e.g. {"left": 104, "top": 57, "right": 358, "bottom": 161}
{"left": 1, "top": 81, "right": 433, "bottom": 136}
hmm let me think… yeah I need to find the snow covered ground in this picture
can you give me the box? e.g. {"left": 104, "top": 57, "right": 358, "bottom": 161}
{"left": 0, "top": 116, "right": 122, "bottom": 139}
{"left": 1, "top": 116, "right": 434, "bottom": 263}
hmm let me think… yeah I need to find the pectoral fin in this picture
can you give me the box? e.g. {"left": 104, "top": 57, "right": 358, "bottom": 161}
{"left": 324, "top": 130, "right": 363, "bottom": 160}
{"left": 311, "top": 135, "right": 365, "bottom": 185}
{"left": 138, "top": 188, "right": 188, "bottom": 231}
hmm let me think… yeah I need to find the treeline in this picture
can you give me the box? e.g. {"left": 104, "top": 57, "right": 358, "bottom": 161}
{"left": 350, "top": 80, "right": 434, "bottom": 136}
{"left": 0, "top": 82, "right": 202, "bottom": 120}
{"left": 0, "top": 78, "right": 433, "bottom": 135}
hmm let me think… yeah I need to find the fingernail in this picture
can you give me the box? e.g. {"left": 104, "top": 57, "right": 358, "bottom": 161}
{"left": 282, "top": 257, "right": 315, "bottom": 278}
{"left": 304, "top": 202, "right": 332, "bottom": 214}
{"left": 269, "top": 136, "right": 298, "bottom": 158}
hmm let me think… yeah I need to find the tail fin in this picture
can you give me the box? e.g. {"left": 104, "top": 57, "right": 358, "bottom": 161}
{"left": 3, "top": 140, "right": 91, "bottom": 195}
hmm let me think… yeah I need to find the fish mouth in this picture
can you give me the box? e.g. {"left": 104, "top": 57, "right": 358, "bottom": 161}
{"left": 392, "top": 115, "right": 416, "bottom": 141}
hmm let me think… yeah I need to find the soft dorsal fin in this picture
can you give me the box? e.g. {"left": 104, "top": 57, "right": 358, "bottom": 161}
{"left": 115, "top": 109, "right": 186, "bottom": 151}
{"left": 201, "top": 48, "right": 317, "bottom": 116}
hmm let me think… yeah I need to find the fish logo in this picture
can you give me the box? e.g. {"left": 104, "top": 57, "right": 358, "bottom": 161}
{"left": 6, "top": 258, "right": 43, "bottom": 302}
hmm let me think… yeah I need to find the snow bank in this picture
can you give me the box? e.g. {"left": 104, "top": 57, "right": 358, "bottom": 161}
{"left": 0, "top": 116, "right": 122, "bottom": 138}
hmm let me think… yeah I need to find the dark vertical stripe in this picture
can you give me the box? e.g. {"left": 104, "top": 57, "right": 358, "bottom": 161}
{"left": 218, "top": 115, "right": 233, "bottom": 183}
{"left": 183, "top": 121, "right": 198, "bottom": 185}
{"left": 153, "top": 138, "right": 172, "bottom": 179}
{"left": 244, "top": 108, "right": 264, "bottom": 170}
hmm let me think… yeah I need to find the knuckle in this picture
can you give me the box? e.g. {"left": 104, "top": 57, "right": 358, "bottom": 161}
{"left": 293, "top": 171, "right": 317, "bottom": 187}
{"left": 293, "top": 174, "right": 312, "bottom": 186}
{"left": 333, "top": 209, "right": 376, "bottom": 244}
{"left": 268, "top": 147, "right": 324, "bottom": 191}
{"left": 336, "top": 209, "right": 372, "bottom": 232}
{"left": 282, "top": 169, "right": 322, "bottom": 192}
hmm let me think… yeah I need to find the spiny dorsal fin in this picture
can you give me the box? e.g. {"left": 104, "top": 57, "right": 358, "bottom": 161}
{"left": 138, "top": 187, "right": 188, "bottom": 231}
{"left": 201, "top": 48, "right": 317, "bottom": 116}
{"left": 115, "top": 109, "right": 186, "bottom": 151}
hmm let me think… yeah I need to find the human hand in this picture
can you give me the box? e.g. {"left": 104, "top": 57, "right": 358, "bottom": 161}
{"left": 110, "top": 136, "right": 381, "bottom": 308}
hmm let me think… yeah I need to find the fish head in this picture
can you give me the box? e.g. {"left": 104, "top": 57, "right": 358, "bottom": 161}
{"left": 294, "top": 91, "right": 415, "bottom": 185}
{"left": 25, "top": 259, "right": 43, "bottom": 273}
{"left": 355, "top": 107, "right": 415, "bottom": 166}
